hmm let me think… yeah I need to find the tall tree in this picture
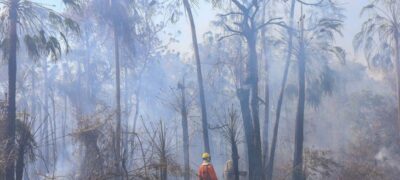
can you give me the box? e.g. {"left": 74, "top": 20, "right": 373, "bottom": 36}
{"left": 4, "top": 1, "right": 18, "bottom": 178}
{"left": 266, "top": 0, "right": 296, "bottom": 178}
{"left": 219, "top": 0, "right": 283, "bottom": 179}
{"left": 182, "top": 0, "right": 211, "bottom": 153}
{"left": 261, "top": 1, "right": 270, "bottom": 172}
{"left": 267, "top": 0, "right": 340, "bottom": 179}
{"left": 354, "top": 0, "right": 400, "bottom": 138}
{"left": 0, "top": 0, "right": 79, "bottom": 179}
{"left": 178, "top": 80, "right": 190, "bottom": 180}
{"left": 291, "top": 4, "right": 344, "bottom": 179}
{"left": 89, "top": 0, "right": 136, "bottom": 177}
{"left": 293, "top": 9, "right": 306, "bottom": 180}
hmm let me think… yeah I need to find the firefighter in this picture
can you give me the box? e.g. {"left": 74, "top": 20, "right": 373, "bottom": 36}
{"left": 198, "top": 152, "right": 218, "bottom": 180}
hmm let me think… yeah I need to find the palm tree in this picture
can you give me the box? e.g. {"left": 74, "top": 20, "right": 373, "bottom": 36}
{"left": 291, "top": 6, "right": 344, "bottom": 180}
{"left": 293, "top": 11, "right": 306, "bottom": 180}
{"left": 0, "top": 0, "right": 79, "bottom": 179}
{"left": 88, "top": 0, "right": 135, "bottom": 177}
{"left": 182, "top": 0, "right": 211, "bottom": 153}
{"left": 354, "top": 0, "right": 400, "bottom": 137}
{"left": 266, "top": 1, "right": 344, "bottom": 179}
{"left": 15, "top": 115, "right": 36, "bottom": 180}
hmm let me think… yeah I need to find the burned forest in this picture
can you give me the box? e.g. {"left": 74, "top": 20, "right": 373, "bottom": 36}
{"left": 0, "top": 0, "right": 399, "bottom": 179}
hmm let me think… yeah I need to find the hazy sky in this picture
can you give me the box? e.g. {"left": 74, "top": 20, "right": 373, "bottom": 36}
{"left": 174, "top": 0, "right": 370, "bottom": 60}
{"left": 38, "top": 0, "right": 370, "bottom": 59}
{"left": 339, "top": 0, "right": 369, "bottom": 60}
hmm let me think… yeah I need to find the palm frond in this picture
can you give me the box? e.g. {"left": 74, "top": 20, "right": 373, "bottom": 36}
{"left": 354, "top": 0, "right": 397, "bottom": 71}
{"left": 0, "top": 0, "right": 80, "bottom": 60}
{"left": 63, "top": 17, "right": 80, "bottom": 34}
{"left": 320, "top": 66, "right": 335, "bottom": 95}
{"left": 23, "top": 34, "right": 40, "bottom": 59}
{"left": 327, "top": 46, "right": 346, "bottom": 64}
{"left": 306, "top": 80, "right": 323, "bottom": 109}
{"left": 360, "top": 4, "right": 375, "bottom": 17}
{"left": 63, "top": 0, "right": 82, "bottom": 11}
{"left": 317, "top": 18, "right": 343, "bottom": 37}
{"left": 59, "top": 32, "right": 70, "bottom": 53}
{"left": 46, "top": 36, "right": 62, "bottom": 60}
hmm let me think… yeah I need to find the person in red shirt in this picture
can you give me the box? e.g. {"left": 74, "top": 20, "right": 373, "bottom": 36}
{"left": 198, "top": 152, "right": 218, "bottom": 180}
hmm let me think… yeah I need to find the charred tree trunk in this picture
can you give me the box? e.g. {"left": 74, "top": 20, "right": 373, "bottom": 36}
{"left": 237, "top": 89, "right": 257, "bottom": 179}
{"left": 62, "top": 95, "right": 67, "bottom": 151}
{"left": 182, "top": 0, "right": 210, "bottom": 153}
{"left": 267, "top": 0, "right": 296, "bottom": 179}
{"left": 43, "top": 56, "right": 50, "bottom": 171}
{"left": 6, "top": 0, "right": 18, "bottom": 179}
{"left": 179, "top": 80, "right": 190, "bottom": 180}
{"left": 51, "top": 90, "right": 57, "bottom": 171}
{"left": 80, "top": 130, "right": 104, "bottom": 179}
{"left": 122, "top": 65, "right": 130, "bottom": 179}
{"left": 394, "top": 31, "right": 400, "bottom": 141}
{"left": 15, "top": 121, "right": 30, "bottom": 180}
{"left": 30, "top": 70, "right": 36, "bottom": 125}
{"left": 231, "top": 135, "right": 239, "bottom": 180}
{"left": 15, "top": 137, "right": 26, "bottom": 180}
{"left": 261, "top": 6, "right": 270, "bottom": 171}
{"left": 246, "top": 31, "right": 263, "bottom": 180}
{"left": 158, "top": 121, "right": 168, "bottom": 180}
{"left": 293, "top": 14, "right": 306, "bottom": 180}
{"left": 113, "top": 23, "right": 122, "bottom": 179}
{"left": 123, "top": 66, "right": 129, "bottom": 156}
{"left": 160, "top": 156, "right": 167, "bottom": 180}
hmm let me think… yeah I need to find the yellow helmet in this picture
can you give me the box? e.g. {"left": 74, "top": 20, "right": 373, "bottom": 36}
{"left": 202, "top": 152, "right": 210, "bottom": 159}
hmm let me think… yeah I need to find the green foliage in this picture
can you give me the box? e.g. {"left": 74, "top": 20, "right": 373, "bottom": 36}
{"left": 285, "top": 5, "right": 345, "bottom": 109}
{"left": 16, "top": 116, "right": 37, "bottom": 163}
{"left": 306, "top": 65, "right": 336, "bottom": 109}
{"left": 354, "top": 0, "right": 399, "bottom": 71}
{"left": 0, "top": 0, "right": 80, "bottom": 60}
{"left": 88, "top": 0, "right": 136, "bottom": 53}
{"left": 23, "top": 31, "right": 66, "bottom": 61}
{"left": 63, "top": 0, "right": 82, "bottom": 11}
{"left": 23, "top": 35, "right": 39, "bottom": 59}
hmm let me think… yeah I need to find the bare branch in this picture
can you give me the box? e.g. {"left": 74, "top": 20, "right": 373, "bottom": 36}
{"left": 257, "top": 17, "right": 285, "bottom": 30}
{"left": 231, "top": 0, "right": 247, "bottom": 12}
{"left": 224, "top": 24, "right": 242, "bottom": 34}
{"left": 297, "top": 0, "right": 324, "bottom": 6}
{"left": 218, "top": 12, "right": 243, "bottom": 17}
{"left": 209, "top": 124, "right": 228, "bottom": 130}
{"left": 258, "top": 96, "right": 266, "bottom": 105}
{"left": 218, "top": 33, "right": 241, "bottom": 41}
{"left": 250, "top": 0, "right": 260, "bottom": 20}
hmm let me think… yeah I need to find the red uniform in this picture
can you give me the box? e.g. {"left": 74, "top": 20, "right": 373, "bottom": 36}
{"left": 198, "top": 161, "right": 218, "bottom": 180}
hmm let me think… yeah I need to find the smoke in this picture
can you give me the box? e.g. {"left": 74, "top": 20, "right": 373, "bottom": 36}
{"left": 375, "top": 147, "right": 400, "bottom": 171}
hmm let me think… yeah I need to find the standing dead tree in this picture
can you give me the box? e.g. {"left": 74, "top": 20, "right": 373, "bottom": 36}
{"left": 73, "top": 105, "right": 114, "bottom": 179}
{"left": 158, "top": 77, "right": 197, "bottom": 179}
{"left": 219, "top": 107, "right": 242, "bottom": 180}
{"left": 218, "top": 0, "right": 284, "bottom": 179}
{"left": 178, "top": 79, "right": 191, "bottom": 180}
{"left": 142, "top": 119, "right": 177, "bottom": 180}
